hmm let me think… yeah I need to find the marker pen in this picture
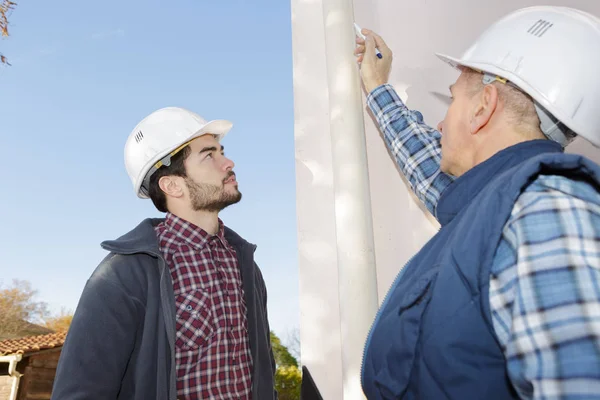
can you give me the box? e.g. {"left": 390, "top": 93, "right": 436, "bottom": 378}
{"left": 354, "top": 22, "right": 383, "bottom": 59}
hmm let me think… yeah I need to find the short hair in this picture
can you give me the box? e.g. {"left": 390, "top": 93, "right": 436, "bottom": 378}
{"left": 463, "top": 69, "right": 542, "bottom": 139}
{"left": 147, "top": 146, "right": 192, "bottom": 213}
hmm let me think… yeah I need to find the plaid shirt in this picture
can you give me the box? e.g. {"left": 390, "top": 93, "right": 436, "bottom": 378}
{"left": 368, "top": 84, "right": 600, "bottom": 399}
{"left": 155, "top": 213, "right": 253, "bottom": 399}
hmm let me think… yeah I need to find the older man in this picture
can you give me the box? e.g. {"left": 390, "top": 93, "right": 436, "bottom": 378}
{"left": 355, "top": 6, "right": 600, "bottom": 400}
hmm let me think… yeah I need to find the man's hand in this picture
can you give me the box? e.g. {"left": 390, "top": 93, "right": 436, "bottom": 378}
{"left": 354, "top": 29, "right": 393, "bottom": 93}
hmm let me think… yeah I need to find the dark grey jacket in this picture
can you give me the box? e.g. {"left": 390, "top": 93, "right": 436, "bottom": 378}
{"left": 51, "top": 218, "right": 277, "bottom": 399}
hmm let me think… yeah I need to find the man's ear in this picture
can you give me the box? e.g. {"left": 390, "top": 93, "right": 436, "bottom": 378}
{"left": 470, "top": 84, "right": 499, "bottom": 135}
{"left": 158, "top": 176, "right": 185, "bottom": 199}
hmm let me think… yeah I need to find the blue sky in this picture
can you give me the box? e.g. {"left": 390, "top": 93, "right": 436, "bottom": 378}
{"left": 0, "top": 0, "right": 299, "bottom": 339}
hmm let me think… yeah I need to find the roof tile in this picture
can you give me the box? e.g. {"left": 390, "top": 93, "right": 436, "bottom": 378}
{"left": 0, "top": 331, "right": 67, "bottom": 356}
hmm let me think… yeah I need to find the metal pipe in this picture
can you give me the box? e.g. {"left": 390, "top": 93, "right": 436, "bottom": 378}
{"left": 0, "top": 354, "right": 23, "bottom": 400}
{"left": 321, "top": 0, "right": 379, "bottom": 398}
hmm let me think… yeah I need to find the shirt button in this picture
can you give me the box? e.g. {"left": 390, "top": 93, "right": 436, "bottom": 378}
{"left": 186, "top": 305, "right": 193, "bottom": 311}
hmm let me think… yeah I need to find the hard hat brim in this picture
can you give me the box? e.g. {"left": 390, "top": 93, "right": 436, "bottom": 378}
{"left": 188, "top": 119, "right": 233, "bottom": 143}
{"left": 435, "top": 52, "right": 514, "bottom": 79}
{"left": 435, "top": 53, "right": 466, "bottom": 71}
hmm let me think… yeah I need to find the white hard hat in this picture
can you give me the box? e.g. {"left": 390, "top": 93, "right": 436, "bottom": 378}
{"left": 436, "top": 6, "right": 600, "bottom": 147}
{"left": 124, "top": 106, "right": 233, "bottom": 198}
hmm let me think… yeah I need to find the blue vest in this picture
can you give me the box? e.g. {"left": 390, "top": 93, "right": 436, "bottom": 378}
{"left": 361, "top": 140, "right": 600, "bottom": 399}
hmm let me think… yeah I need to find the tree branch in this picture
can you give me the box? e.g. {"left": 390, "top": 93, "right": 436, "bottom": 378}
{"left": 0, "top": 0, "right": 17, "bottom": 65}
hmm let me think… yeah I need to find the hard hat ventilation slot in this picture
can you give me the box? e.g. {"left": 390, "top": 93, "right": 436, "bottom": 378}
{"left": 135, "top": 130, "right": 144, "bottom": 143}
{"left": 527, "top": 19, "right": 553, "bottom": 37}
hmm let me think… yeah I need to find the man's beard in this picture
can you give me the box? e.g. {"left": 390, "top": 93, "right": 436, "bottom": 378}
{"left": 186, "top": 174, "right": 242, "bottom": 213}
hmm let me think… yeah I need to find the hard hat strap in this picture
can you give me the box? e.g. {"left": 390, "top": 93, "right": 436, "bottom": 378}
{"left": 481, "top": 73, "right": 577, "bottom": 147}
{"left": 533, "top": 103, "right": 577, "bottom": 147}
{"left": 139, "top": 140, "right": 193, "bottom": 197}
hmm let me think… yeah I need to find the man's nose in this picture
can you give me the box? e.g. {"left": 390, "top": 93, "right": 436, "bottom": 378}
{"left": 222, "top": 156, "right": 235, "bottom": 171}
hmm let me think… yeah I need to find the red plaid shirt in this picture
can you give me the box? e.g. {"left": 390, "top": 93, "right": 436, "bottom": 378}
{"left": 155, "top": 213, "right": 253, "bottom": 399}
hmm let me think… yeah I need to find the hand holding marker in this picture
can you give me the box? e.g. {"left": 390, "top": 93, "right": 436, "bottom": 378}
{"left": 354, "top": 22, "right": 383, "bottom": 59}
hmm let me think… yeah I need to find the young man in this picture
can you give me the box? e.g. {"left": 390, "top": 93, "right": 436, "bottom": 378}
{"left": 355, "top": 6, "right": 600, "bottom": 400}
{"left": 51, "top": 107, "right": 277, "bottom": 399}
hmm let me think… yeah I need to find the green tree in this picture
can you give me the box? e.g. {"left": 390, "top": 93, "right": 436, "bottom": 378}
{"left": 271, "top": 331, "right": 299, "bottom": 368}
{"left": 271, "top": 331, "right": 301, "bottom": 400}
{"left": 275, "top": 366, "right": 302, "bottom": 400}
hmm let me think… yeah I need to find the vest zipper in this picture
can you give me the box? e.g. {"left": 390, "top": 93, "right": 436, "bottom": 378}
{"left": 360, "top": 224, "right": 441, "bottom": 389}
{"left": 360, "top": 253, "right": 415, "bottom": 388}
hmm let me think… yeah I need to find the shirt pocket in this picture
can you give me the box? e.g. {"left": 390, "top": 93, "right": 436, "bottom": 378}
{"left": 175, "top": 290, "right": 215, "bottom": 350}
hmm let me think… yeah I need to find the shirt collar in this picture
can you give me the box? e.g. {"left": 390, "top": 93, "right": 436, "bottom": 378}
{"left": 164, "top": 212, "right": 229, "bottom": 249}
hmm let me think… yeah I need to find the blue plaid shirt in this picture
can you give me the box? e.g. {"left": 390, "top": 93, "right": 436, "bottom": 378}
{"left": 368, "top": 84, "right": 600, "bottom": 399}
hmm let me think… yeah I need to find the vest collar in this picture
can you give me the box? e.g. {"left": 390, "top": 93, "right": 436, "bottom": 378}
{"left": 435, "top": 139, "right": 562, "bottom": 226}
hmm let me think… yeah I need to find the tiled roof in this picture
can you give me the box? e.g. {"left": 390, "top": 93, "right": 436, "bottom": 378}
{"left": 0, "top": 331, "right": 67, "bottom": 356}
